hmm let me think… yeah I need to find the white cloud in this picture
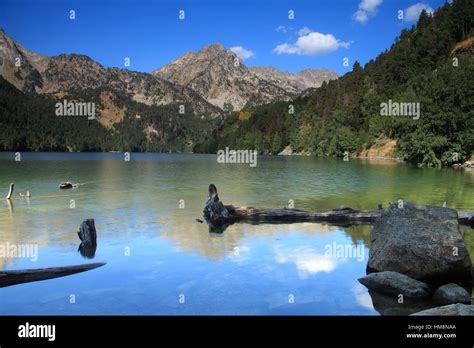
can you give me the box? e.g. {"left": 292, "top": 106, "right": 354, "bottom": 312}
{"left": 298, "top": 27, "right": 312, "bottom": 36}
{"left": 404, "top": 3, "right": 434, "bottom": 22}
{"left": 230, "top": 46, "right": 255, "bottom": 60}
{"left": 353, "top": 0, "right": 383, "bottom": 24}
{"left": 353, "top": 10, "right": 369, "bottom": 23}
{"left": 339, "top": 41, "right": 352, "bottom": 49}
{"left": 360, "top": 0, "right": 383, "bottom": 12}
{"left": 273, "top": 29, "right": 350, "bottom": 56}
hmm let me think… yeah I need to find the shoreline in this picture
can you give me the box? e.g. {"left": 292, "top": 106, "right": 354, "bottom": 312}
{"left": 1, "top": 151, "right": 473, "bottom": 169}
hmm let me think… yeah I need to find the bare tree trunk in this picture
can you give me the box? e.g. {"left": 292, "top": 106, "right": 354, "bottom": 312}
{"left": 5, "top": 183, "right": 14, "bottom": 200}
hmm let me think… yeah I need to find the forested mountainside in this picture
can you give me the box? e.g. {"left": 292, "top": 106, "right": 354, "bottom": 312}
{"left": 0, "top": 76, "right": 220, "bottom": 152}
{"left": 202, "top": 0, "right": 473, "bottom": 167}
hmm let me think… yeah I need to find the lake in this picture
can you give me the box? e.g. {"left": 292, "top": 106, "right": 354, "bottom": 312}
{"left": 0, "top": 152, "right": 473, "bottom": 315}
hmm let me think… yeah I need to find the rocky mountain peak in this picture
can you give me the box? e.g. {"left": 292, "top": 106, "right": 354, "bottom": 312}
{"left": 199, "top": 43, "right": 226, "bottom": 54}
{"left": 154, "top": 43, "right": 245, "bottom": 77}
{"left": 0, "top": 29, "right": 46, "bottom": 65}
{"left": 298, "top": 68, "right": 338, "bottom": 80}
{"left": 153, "top": 44, "right": 292, "bottom": 110}
{"left": 0, "top": 28, "right": 50, "bottom": 92}
{"left": 249, "top": 66, "right": 338, "bottom": 94}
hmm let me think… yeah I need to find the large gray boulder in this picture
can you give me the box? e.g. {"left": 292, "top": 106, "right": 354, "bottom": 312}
{"left": 432, "top": 283, "right": 471, "bottom": 304}
{"left": 367, "top": 202, "right": 472, "bottom": 283}
{"left": 411, "top": 303, "right": 474, "bottom": 316}
{"left": 358, "top": 271, "right": 432, "bottom": 298}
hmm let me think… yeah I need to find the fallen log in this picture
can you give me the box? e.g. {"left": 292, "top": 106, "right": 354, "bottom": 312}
{"left": 201, "top": 184, "right": 474, "bottom": 230}
{"left": 0, "top": 262, "right": 106, "bottom": 288}
{"left": 223, "top": 205, "right": 381, "bottom": 224}
{"left": 221, "top": 206, "right": 473, "bottom": 227}
{"left": 201, "top": 184, "right": 382, "bottom": 233}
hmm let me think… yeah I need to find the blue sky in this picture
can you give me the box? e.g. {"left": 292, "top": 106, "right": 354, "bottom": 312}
{"left": 0, "top": 0, "right": 448, "bottom": 75}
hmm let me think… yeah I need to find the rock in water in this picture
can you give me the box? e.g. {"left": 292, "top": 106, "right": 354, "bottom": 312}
{"left": 358, "top": 271, "right": 432, "bottom": 298}
{"left": 367, "top": 202, "right": 472, "bottom": 283}
{"left": 411, "top": 303, "right": 474, "bottom": 316}
{"left": 432, "top": 283, "right": 471, "bottom": 304}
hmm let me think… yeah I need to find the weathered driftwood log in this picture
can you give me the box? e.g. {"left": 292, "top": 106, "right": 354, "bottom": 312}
{"left": 77, "top": 219, "right": 97, "bottom": 259}
{"left": 222, "top": 205, "right": 381, "bottom": 224}
{"left": 201, "top": 184, "right": 474, "bottom": 228}
{"left": 201, "top": 184, "right": 381, "bottom": 233}
{"left": 0, "top": 262, "right": 106, "bottom": 288}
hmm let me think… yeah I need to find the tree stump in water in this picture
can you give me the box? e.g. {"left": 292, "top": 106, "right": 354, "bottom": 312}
{"left": 203, "top": 184, "right": 230, "bottom": 232}
{"left": 77, "top": 219, "right": 97, "bottom": 258}
{"left": 5, "top": 183, "right": 14, "bottom": 200}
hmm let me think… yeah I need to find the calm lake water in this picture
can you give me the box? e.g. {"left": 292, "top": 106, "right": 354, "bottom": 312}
{"left": 0, "top": 152, "right": 473, "bottom": 315}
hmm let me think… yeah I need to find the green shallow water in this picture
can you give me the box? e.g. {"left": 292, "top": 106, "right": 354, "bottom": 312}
{"left": 0, "top": 152, "right": 472, "bottom": 315}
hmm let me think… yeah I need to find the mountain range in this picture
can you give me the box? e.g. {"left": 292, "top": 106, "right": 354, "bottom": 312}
{"left": 0, "top": 27, "right": 221, "bottom": 123}
{"left": 153, "top": 44, "right": 337, "bottom": 110}
{"left": 0, "top": 0, "right": 472, "bottom": 167}
{"left": 0, "top": 28, "right": 337, "bottom": 121}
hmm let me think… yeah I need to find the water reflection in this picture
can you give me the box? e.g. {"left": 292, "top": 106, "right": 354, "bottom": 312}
{"left": 353, "top": 282, "right": 375, "bottom": 310}
{"left": 0, "top": 153, "right": 472, "bottom": 315}
{"left": 78, "top": 241, "right": 97, "bottom": 259}
{"left": 274, "top": 246, "right": 340, "bottom": 278}
{"left": 160, "top": 215, "right": 340, "bottom": 261}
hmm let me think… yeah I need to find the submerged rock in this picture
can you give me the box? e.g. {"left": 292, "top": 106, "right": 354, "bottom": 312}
{"left": 432, "top": 283, "right": 471, "bottom": 305}
{"left": 367, "top": 202, "right": 472, "bottom": 283}
{"left": 411, "top": 303, "right": 474, "bottom": 316}
{"left": 359, "top": 271, "right": 432, "bottom": 298}
{"left": 367, "top": 290, "right": 435, "bottom": 316}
